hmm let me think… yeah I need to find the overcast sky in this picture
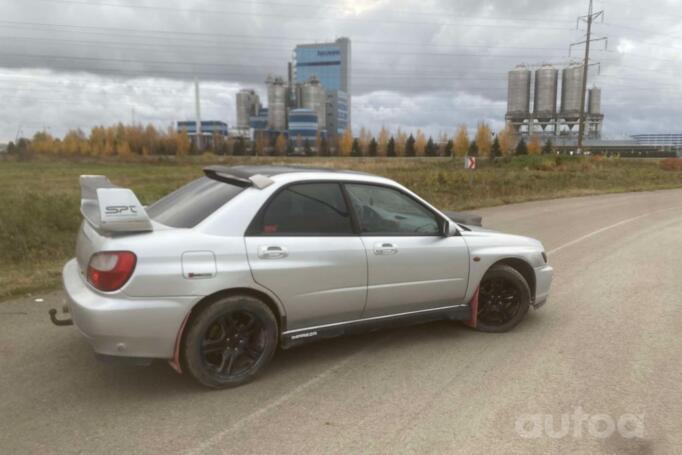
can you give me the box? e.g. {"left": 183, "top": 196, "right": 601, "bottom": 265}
{"left": 0, "top": 0, "right": 681, "bottom": 142}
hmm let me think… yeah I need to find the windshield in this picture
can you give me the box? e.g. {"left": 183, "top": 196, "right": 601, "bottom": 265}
{"left": 146, "top": 177, "right": 243, "bottom": 228}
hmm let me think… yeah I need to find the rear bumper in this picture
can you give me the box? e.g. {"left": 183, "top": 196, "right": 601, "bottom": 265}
{"left": 533, "top": 264, "right": 554, "bottom": 308}
{"left": 62, "top": 258, "right": 195, "bottom": 359}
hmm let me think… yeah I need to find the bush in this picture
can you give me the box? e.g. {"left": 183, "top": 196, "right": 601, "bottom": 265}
{"left": 660, "top": 158, "right": 682, "bottom": 171}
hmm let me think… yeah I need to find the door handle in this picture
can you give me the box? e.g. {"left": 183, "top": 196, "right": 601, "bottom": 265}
{"left": 258, "top": 245, "right": 288, "bottom": 259}
{"left": 373, "top": 242, "right": 398, "bottom": 256}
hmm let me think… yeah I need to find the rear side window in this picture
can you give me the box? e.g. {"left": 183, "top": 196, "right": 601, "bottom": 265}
{"left": 146, "top": 177, "right": 243, "bottom": 228}
{"left": 255, "top": 183, "right": 353, "bottom": 235}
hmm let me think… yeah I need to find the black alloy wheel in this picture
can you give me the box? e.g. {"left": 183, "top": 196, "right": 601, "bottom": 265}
{"left": 201, "top": 311, "right": 266, "bottom": 377}
{"left": 182, "top": 295, "right": 278, "bottom": 388}
{"left": 478, "top": 277, "right": 522, "bottom": 326}
{"left": 474, "top": 264, "right": 531, "bottom": 333}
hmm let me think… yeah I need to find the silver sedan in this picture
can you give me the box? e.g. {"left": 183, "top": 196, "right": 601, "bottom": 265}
{"left": 55, "top": 165, "right": 553, "bottom": 388}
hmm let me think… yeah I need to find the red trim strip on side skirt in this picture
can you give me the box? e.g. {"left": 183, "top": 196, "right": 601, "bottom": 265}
{"left": 464, "top": 287, "right": 480, "bottom": 328}
{"left": 168, "top": 313, "right": 190, "bottom": 374}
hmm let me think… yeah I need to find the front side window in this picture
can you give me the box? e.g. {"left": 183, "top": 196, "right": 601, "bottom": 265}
{"left": 257, "top": 183, "right": 353, "bottom": 235}
{"left": 345, "top": 184, "right": 441, "bottom": 236}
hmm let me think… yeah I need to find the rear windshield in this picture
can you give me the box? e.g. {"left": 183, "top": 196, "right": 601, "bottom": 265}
{"left": 146, "top": 177, "right": 244, "bottom": 228}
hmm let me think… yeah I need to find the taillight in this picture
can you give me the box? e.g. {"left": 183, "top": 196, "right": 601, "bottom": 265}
{"left": 87, "top": 251, "right": 137, "bottom": 291}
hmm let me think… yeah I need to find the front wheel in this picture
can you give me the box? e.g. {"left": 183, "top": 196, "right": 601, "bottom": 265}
{"left": 474, "top": 264, "right": 531, "bottom": 333}
{"left": 182, "top": 295, "right": 278, "bottom": 388}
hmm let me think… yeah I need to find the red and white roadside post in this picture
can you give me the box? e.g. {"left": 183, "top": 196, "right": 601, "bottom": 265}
{"left": 465, "top": 155, "right": 477, "bottom": 186}
{"left": 464, "top": 156, "right": 477, "bottom": 170}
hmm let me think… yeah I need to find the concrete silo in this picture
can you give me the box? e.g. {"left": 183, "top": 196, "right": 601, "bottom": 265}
{"left": 299, "top": 76, "right": 326, "bottom": 131}
{"left": 588, "top": 87, "right": 601, "bottom": 115}
{"left": 506, "top": 65, "right": 531, "bottom": 119}
{"left": 266, "top": 76, "right": 287, "bottom": 132}
{"left": 560, "top": 64, "right": 584, "bottom": 122}
{"left": 236, "top": 89, "right": 260, "bottom": 132}
{"left": 533, "top": 65, "right": 558, "bottom": 121}
{"left": 587, "top": 87, "right": 604, "bottom": 138}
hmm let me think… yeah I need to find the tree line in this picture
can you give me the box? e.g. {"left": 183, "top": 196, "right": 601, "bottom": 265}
{"left": 5, "top": 121, "right": 556, "bottom": 159}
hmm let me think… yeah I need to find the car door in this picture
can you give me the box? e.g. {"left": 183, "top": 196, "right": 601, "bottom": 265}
{"left": 344, "top": 183, "right": 469, "bottom": 318}
{"left": 244, "top": 182, "right": 367, "bottom": 331}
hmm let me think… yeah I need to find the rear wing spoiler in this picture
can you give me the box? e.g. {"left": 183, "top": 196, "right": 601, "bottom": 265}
{"left": 80, "top": 175, "right": 153, "bottom": 233}
{"left": 204, "top": 166, "right": 273, "bottom": 189}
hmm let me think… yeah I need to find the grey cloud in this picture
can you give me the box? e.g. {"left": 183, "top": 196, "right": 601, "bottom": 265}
{"left": 0, "top": 0, "right": 681, "bottom": 141}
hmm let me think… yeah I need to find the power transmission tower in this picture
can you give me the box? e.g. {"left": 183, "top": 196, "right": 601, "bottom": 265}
{"left": 570, "top": 0, "right": 606, "bottom": 154}
{"left": 195, "top": 78, "right": 203, "bottom": 151}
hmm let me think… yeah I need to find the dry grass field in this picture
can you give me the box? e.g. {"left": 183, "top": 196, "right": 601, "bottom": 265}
{"left": 1, "top": 155, "right": 680, "bottom": 299}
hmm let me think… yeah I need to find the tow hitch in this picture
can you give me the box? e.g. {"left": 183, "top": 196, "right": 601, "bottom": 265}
{"left": 48, "top": 305, "right": 73, "bottom": 326}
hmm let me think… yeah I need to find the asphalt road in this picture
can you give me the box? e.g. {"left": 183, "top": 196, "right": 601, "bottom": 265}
{"left": 1, "top": 189, "right": 681, "bottom": 454}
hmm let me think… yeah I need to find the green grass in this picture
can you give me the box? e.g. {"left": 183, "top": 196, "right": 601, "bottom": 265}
{"left": 1, "top": 155, "right": 681, "bottom": 300}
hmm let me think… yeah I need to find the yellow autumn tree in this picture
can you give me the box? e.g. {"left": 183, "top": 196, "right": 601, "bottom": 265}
{"left": 29, "top": 132, "right": 55, "bottom": 155}
{"left": 415, "top": 129, "right": 427, "bottom": 156}
{"left": 453, "top": 124, "right": 469, "bottom": 157}
{"left": 116, "top": 141, "right": 133, "bottom": 159}
{"left": 377, "top": 126, "right": 389, "bottom": 157}
{"left": 528, "top": 135, "right": 542, "bottom": 155}
{"left": 339, "top": 128, "right": 353, "bottom": 156}
{"left": 175, "top": 130, "right": 191, "bottom": 159}
{"left": 395, "top": 128, "right": 407, "bottom": 156}
{"left": 475, "top": 121, "right": 493, "bottom": 158}
{"left": 498, "top": 122, "right": 518, "bottom": 156}
{"left": 274, "top": 133, "right": 287, "bottom": 156}
{"left": 358, "top": 127, "right": 371, "bottom": 155}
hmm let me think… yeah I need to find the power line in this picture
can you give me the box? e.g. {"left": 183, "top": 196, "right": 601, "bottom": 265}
{"left": 0, "top": 33, "right": 577, "bottom": 53}
{"left": 17, "top": 0, "right": 576, "bottom": 30}
{"left": 4, "top": 33, "right": 680, "bottom": 67}
{"left": 27, "top": 0, "right": 578, "bottom": 24}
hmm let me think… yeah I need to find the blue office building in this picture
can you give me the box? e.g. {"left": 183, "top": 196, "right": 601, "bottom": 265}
{"left": 288, "top": 108, "right": 318, "bottom": 143}
{"left": 177, "top": 120, "right": 228, "bottom": 147}
{"left": 249, "top": 108, "right": 268, "bottom": 132}
{"left": 294, "top": 37, "right": 351, "bottom": 136}
{"left": 177, "top": 120, "right": 228, "bottom": 136}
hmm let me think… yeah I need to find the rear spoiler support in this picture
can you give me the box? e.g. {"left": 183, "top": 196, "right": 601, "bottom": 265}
{"left": 80, "top": 175, "right": 153, "bottom": 233}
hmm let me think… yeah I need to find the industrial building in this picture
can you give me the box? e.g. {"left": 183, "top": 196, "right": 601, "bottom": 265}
{"left": 288, "top": 108, "right": 319, "bottom": 144}
{"left": 249, "top": 108, "right": 268, "bottom": 131}
{"left": 265, "top": 75, "right": 289, "bottom": 132}
{"left": 296, "top": 76, "right": 327, "bottom": 131}
{"left": 294, "top": 37, "right": 351, "bottom": 136}
{"left": 235, "top": 37, "right": 351, "bottom": 142}
{"left": 235, "top": 89, "right": 262, "bottom": 137}
{"left": 506, "top": 64, "right": 603, "bottom": 138}
{"left": 631, "top": 133, "right": 682, "bottom": 149}
{"left": 176, "top": 120, "right": 228, "bottom": 148}
{"left": 325, "top": 90, "right": 349, "bottom": 135}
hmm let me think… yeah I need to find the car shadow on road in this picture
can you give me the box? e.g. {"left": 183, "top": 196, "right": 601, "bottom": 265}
{"left": 74, "top": 312, "right": 544, "bottom": 395}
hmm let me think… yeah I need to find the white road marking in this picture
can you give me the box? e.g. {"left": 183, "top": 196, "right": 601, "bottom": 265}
{"left": 187, "top": 335, "right": 390, "bottom": 455}
{"left": 547, "top": 213, "right": 650, "bottom": 255}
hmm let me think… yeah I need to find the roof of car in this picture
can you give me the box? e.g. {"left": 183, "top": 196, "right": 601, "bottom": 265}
{"left": 204, "top": 165, "right": 370, "bottom": 179}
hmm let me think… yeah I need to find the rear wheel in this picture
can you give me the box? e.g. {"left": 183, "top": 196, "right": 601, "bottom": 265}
{"left": 474, "top": 264, "right": 531, "bottom": 333}
{"left": 182, "top": 295, "right": 278, "bottom": 388}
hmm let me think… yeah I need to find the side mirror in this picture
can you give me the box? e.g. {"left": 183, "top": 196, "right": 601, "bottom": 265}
{"left": 442, "top": 220, "right": 459, "bottom": 237}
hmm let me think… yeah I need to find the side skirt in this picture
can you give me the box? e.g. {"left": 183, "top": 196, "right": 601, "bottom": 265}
{"left": 280, "top": 304, "right": 472, "bottom": 349}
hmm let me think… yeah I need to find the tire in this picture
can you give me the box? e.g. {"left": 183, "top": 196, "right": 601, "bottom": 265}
{"left": 474, "top": 264, "right": 531, "bottom": 333}
{"left": 182, "top": 295, "right": 278, "bottom": 389}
